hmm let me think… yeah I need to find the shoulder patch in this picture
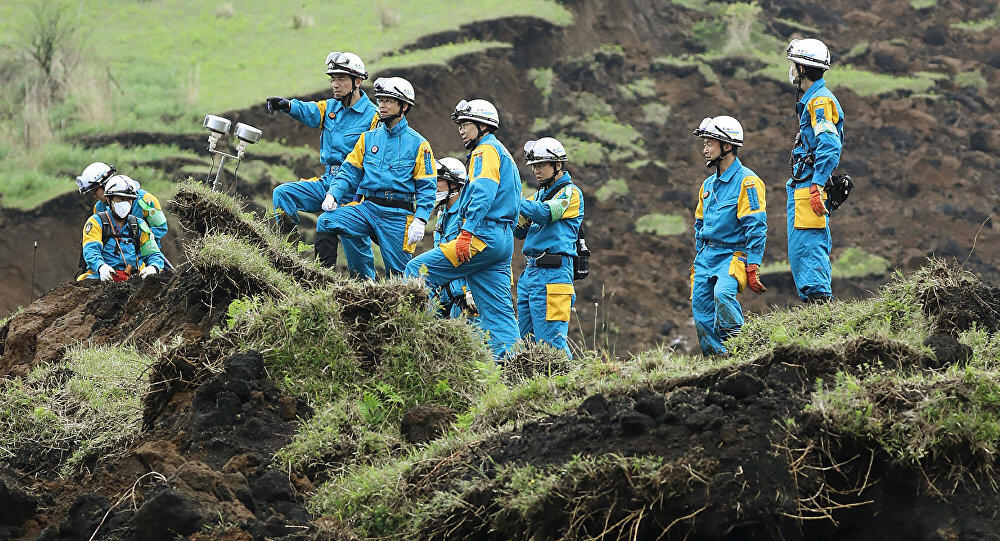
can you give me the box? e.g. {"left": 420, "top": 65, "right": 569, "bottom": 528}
{"left": 371, "top": 145, "right": 379, "bottom": 154}
{"left": 473, "top": 155, "right": 483, "bottom": 177}
{"left": 84, "top": 221, "right": 93, "bottom": 234}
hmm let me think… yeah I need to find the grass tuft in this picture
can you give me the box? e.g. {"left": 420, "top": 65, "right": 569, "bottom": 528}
{"left": 635, "top": 213, "right": 686, "bottom": 236}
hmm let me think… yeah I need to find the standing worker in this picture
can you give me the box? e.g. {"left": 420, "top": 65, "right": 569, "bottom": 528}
{"left": 315, "top": 76, "right": 436, "bottom": 277}
{"left": 77, "top": 176, "right": 165, "bottom": 281}
{"left": 514, "top": 137, "right": 583, "bottom": 358}
{"left": 785, "top": 38, "right": 845, "bottom": 302}
{"left": 431, "top": 157, "right": 478, "bottom": 320}
{"left": 266, "top": 51, "right": 378, "bottom": 278}
{"left": 404, "top": 99, "right": 520, "bottom": 359}
{"left": 691, "top": 116, "right": 767, "bottom": 355}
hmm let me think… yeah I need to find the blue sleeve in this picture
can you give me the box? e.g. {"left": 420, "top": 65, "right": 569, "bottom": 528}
{"left": 329, "top": 161, "right": 363, "bottom": 201}
{"left": 142, "top": 250, "right": 165, "bottom": 270}
{"left": 694, "top": 218, "right": 703, "bottom": 253}
{"left": 286, "top": 99, "right": 323, "bottom": 128}
{"left": 811, "top": 131, "right": 842, "bottom": 186}
{"left": 461, "top": 178, "right": 498, "bottom": 234}
{"left": 740, "top": 214, "right": 767, "bottom": 266}
{"left": 519, "top": 195, "right": 552, "bottom": 225}
{"left": 83, "top": 243, "right": 105, "bottom": 273}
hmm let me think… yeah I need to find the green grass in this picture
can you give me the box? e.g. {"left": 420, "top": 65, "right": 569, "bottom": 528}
{"left": 641, "top": 102, "right": 671, "bottom": 125}
{"left": 557, "top": 135, "right": 607, "bottom": 167}
{"left": 374, "top": 40, "right": 512, "bottom": 71}
{"left": 909, "top": 0, "right": 937, "bottom": 9}
{"left": 595, "top": 178, "right": 629, "bottom": 202}
{"left": 951, "top": 18, "right": 998, "bottom": 32}
{"left": 529, "top": 68, "right": 555, "bottom": 101}
{"left": 0, "top": 344, "right": 152, "bottom": 476}
{"left": 635, "top": 213, "right": 686, "bottom": 236}
{"left": 760, "top": 247, "right": 890, "bottom": 278}
{"left": 955, "top": 69, "right": 989, "bottom": 89}
{"left": 619, "top": 78, "right": 657, "bottom": 100}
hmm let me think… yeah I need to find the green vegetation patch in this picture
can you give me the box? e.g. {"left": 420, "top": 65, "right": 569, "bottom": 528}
{"left": 595, "top": 178, "right": 629, "bottom": 202}
{"left": 833, "top": 247, "right": 890, "bottom": 278}
{"left": 557, "top": 135, "right": 607, "bottom": 167}
{"left": 955, "top": 69, "right": 989, "bottom": 89}
{"left": 635, "top": 213, "right": 686, "bottom": 236}
{"left": 529, "top": 68, "right": 555, "bottom": 101}
{"left": 0, "top": 344, "right": 152, "bottom": 476}
{"left": 951, "top": 18, "right": 998, "bottom": 32}
{"left": 909, "top": 0, "right": 937, "bottom": 9}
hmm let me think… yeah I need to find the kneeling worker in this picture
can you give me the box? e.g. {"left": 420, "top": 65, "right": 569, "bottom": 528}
{"left": 78, "top": 175, "right": 165, "bottom": 281}
{"left": 690, "top": 116, "right": 767, "bottom": 355}
{"left": 432, "top": 157, "right": 478, "bottom": 320}
{"left": 514, "top": 137, "right": 583, "bottom": 358}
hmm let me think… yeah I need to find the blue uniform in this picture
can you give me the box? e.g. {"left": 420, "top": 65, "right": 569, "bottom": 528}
{"left": 514, "top": 172, "right": 584, "bottom": 358}
{"left": 432, "top": 200, "right": 475, "bottom": 322}
{"left": 692, "top": 158, "right": 767, "bottom": 355}
{"left": 271, "top": 93, "right": 380, "bottom": 279}
{"left": 404, "top": 134, "right": 520, "bottom": 358}
{"left": 78, "top": 212, "right": 165, "bottom": 279}
{"left": 787, "top": 78, "right": 845, "bottom": 301}
{"left": 319, "top": 116, "right": 436, "bottom": 277}
{"left": 94, "top": 189, "right": 168, "bottom": 248}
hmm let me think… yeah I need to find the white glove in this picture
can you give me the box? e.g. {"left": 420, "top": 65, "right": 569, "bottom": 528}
{"left": 140, "top": 266, "right": 158, "bottom": 279}
{"left": 322, "top": 194, "right": 338, "bottom": 212}
{"left": 407, "top": 218, "right": 426, "bottom": 245}
{"left": 98, "top": 264, "right": 114, "bottom": 281}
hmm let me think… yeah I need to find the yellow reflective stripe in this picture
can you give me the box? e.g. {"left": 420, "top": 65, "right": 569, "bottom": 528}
{"left": 807, "top": 96, "right": 838, "bottom": 127}
{"left": 472, "top": 144, "right": 501, "bottom": 183}
{"left": 695, "top": 185, "right": 705, "bottom": 219}
{"left": 736, "top": 176, "right": 766, "bottom": 218}
{"left": 412, "top": 140, "right": 435, "bottom": 180}
{"left": 560, "top": 187, "right": 582, "bottom": 219}
{"left": 344, "top": 133, "right": 366, "bottom": 168}
{"left": 369, "top": 112, "right": 380, "bottom": 131}
{"left": 317, "top": 100, "right": 328, "bottom": 129}
{"left": 82, "top": 216, "right": 102, "bottom": 246}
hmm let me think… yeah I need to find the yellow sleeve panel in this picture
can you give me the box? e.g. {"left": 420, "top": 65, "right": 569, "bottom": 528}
{"left": 344, "top": 132, "right": 367, "bottom": 169}
{"left": 695, "top": 185, "right": 705, "bottom": 220}
{"left": 472, "top": 144, "right": 501, "bottom": 184}
{"left": 412, "top": 140, "right": 436, "bottom": 180}
{"left": 316, "top": 100, "right": 328, "bottom": 129}
{"left": 736, "top": 175, "right": 766, "bottom": 218}
{"left": 807, "top": 96, "right": 839, "bottom": 127}
{"left": 560, "top": 186, "right": 582, "bottom": 219}
{"left": 369, "top": 112, "right": 380, "bottom": 131}
{"left": 83, "top": 216, "right": 102, "bottom": 247}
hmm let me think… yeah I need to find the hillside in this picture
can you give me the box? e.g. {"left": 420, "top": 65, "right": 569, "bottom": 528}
{"left": 3, "top": 182, "right": 1000, "bottom": 539}
{"left": 3, "top": 0, "right": 1000, "bottom": 352}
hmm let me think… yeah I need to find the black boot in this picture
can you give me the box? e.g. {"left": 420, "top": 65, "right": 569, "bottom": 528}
{"left": 277, "top": 214, "right": 300, "bottom": 244}
{"left": 314, "top": 232, "right": 340, "bottom": 268}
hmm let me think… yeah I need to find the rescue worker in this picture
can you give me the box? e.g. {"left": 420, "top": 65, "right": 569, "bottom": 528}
{"left": 404, "top": 99, "right": 520, "bottom": 359}
{"left": 432, "top": 157, "right": 478, "bottom": 320}
{"left": 266, "top": 51, "right": 378, "bottom": 279}
{"left": 785, "top": 38, "right": 845, "bottom": 302}
{"left": 75, "top": 161, "right": 115, "bottom": 203}
{"left": 78, "top": 175, "right": 165, "bottom": 281}
{"left": 316, "top": 76, "right": 436, "bottom": 277}
{"left": 514, "top": 137, "right": 583, "bottom": 358}
{"left": 91, "top": 173, "right": 168, "bottom": 249}
{"left": 691, "top": 116, "right": 767, "bottom": 355}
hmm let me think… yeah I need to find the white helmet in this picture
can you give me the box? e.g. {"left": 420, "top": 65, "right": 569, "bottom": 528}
{"left": 76, "top": 162, "right": 116, "bottom": 193}
{"left": 373, "top": 77, "right": 415, "bottom": 106}
{"left": 523, "top": 137, "right": 568, "bottom": 165}
{"left": 437, "top": 157, "right": 468, "bottom": 186}
{"left": 325, "top": 51, "right": 368, "bottom": 79}
{"left": 693, "top": 116, "right": 744, "bottom": 147}
{"left": 786, "top": 38, "right": 831, "bottom": 69}
{"left": 451, "top": 99, "right": 499, "bottom": 129}
{"left": 103, "top": 175, "right": 138, "bottom": 200}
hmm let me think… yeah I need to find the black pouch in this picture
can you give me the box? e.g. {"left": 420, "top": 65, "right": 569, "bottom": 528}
{"left": 824, "top": 174, "right": 853, "bottom": 212}
{"left": 534, "top": 253, "right": 564, "bottom": 268}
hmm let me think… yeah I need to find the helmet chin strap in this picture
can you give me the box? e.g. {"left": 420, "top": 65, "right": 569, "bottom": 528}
{"left": 340, "top": 78, "right": 359, "bottom": 108}
{"left": 706, "top": 143, "right": 734, "bottom": 177}
{"left": 380, "top": 101, "right": 406, "bottom": 123}
{"left": 538, "top": 163, "right": 562, "bottom": 188}
{"left": 464, "top": 124, "right": 489, "bottom": 150}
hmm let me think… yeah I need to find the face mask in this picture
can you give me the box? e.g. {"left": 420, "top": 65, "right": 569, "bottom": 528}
{"left": 788, "top": 64, "right": 799, "bottom": 86}
{"left": 112, "top": 200, "right": 131, "bottom": 219}
{"left": 435, "top": 190, "right": 450, "bottom": 203}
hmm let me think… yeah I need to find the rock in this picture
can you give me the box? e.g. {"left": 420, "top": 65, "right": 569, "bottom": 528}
{"left": 400, "top": 404, "right": 458, "bottom": 444}
{"left": 577, "top": 393, "right": 611, "bottom": 417}
{"left": 133, "top": 488, "right": 209, "bottom": 541}
{"left": 277, "top": 396, "right": 298, "bottom": 421}
{"left": 0, "top": 477, "right": 37, "bottom": 526}
{"left": 635, "top": 395, "right": 666, "bottom": 420}
{"left": 705, "top": 391, "right": 737, "bottom": 410}
{"left": 620, "top": 411, "right": 657, "bottom": 436}
{"left": 684, "top": 405, "right": 724, "bottom": 432}
{"left": 716, "top": 371, "right": 765, "bottom": 399}
{"left": 924, "top": 332, "right": 972, "bottom": 369}
{"left": 224, "top": 351, "right": 265, "bottom": 381}
{"left": 250, "top": 470, "right": 296, "bottom": 503}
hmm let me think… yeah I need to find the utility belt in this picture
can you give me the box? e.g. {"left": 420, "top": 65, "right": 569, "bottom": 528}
{"left": 364, "top": 190, "right": 415, "bottom": 212}
{"left": 788, "top": 136, "right": 853, "bottom": 212}
{"left": 480, "top": 217, "right": 513, "bottom": 229}
{"left": 704, "top": 240, "right": 744, "bottom": 250}
{"left": 525, "top": 252, "right": 569, "bottom": 268}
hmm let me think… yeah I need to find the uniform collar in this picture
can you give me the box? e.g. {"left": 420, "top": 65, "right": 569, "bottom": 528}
{"left": 542, "top": 171, "right": 572, "bottom": 195}
{"left": 799, "top": 77, "right": 827, "bottom": 106}
{"left": 332, "top": 90, "right": 373, "bottom": 114}
{"left": 714, "top": 158, "right": 742, "bottom": 183}
{"left": 476, "top": 133, "right": 498, "bottom": 148}
{"left": 384, "top": 115, "right": 409, "bottom": 135}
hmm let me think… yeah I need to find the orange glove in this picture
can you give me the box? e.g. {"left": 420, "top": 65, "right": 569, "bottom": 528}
{"left": 455, "top": 230, "right": 474, "bottom": 262}
{"left": 746, "top": 264, "right": 766, "bottom": 294}
{"left": 809, "top": 184, "right": 828, "bottom": 216}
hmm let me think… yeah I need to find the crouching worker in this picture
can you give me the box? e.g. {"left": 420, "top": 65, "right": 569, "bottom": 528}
{"left": 690, "top": 116, "right": 767, "bottom": 355}
{"left": 515, "top": 137, "right": 583, "bottom": 358}
{"left": 432, "top": 157, "right": 478, "bottom": 320}
{"left": 77, "top": 175, "right": 165, "bottom": 282}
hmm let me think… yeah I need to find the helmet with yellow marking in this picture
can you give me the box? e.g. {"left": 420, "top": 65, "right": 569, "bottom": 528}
{"left": 692, "top": 116, "right": 744, "bottom": 147}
